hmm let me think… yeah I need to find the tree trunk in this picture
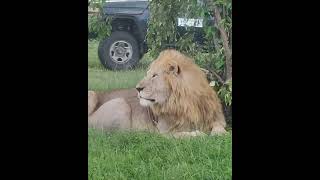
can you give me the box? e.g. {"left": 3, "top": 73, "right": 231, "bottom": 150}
{"left": 214, "top": 6, "right": 232, "bottom": 81}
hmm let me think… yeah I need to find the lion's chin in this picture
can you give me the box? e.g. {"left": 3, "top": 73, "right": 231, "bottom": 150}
{"left": 139, "top": 98, "right": 155, "bottom": 107}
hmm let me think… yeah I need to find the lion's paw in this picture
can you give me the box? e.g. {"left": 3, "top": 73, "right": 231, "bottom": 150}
{"left": 210, "top": 126, "right": 228, "bottom": 136}
{"left": 191, "top": 130, "right": 207, "bottom": 137}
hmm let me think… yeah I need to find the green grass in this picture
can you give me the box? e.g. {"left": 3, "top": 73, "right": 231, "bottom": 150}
{"left": 88, "top": 68, "right": 145, "bottom": 91}
{"left": 88, "top": 40, "right": 104, "bottom": 70}
{"left": 88, "top": 40, "right": 232, "bottom": 180}
{"left": 89, "top": 129, "right": 232, "bottom": 180}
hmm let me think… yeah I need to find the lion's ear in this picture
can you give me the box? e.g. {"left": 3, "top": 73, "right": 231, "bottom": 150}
{"left": 168, "top": 63, "right": 180, "bottom": 75}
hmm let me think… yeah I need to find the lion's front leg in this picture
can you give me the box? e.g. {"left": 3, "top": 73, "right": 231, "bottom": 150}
{"left": 210, "top": 122, "right": 227, "bottom": 135}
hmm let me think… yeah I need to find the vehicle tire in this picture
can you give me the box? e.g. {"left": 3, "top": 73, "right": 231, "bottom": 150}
{"left": 98, "top": 31, "right": 140, "bottom": 70}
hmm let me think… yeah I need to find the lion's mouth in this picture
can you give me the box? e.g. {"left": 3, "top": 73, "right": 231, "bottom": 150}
{"left": 139, "top": 96, "right": 156, "bottom": 102}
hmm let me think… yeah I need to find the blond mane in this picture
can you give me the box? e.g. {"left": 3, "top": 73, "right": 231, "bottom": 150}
{"left": 150, "top": 49, "right": 225, "bottom": 133}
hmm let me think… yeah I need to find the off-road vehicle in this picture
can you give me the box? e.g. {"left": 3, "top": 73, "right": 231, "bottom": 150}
{"left": 94, "top": 0, "right": 214, "bottom": 70}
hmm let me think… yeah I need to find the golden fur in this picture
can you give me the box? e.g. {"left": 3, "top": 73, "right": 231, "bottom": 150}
{"left": 88, "top": 49, "right": 226, "bottom": 137}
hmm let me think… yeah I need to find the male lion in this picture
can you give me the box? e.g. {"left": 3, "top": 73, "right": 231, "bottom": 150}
{"left": 88, "top": 49, "right": 227, "bottom": 138}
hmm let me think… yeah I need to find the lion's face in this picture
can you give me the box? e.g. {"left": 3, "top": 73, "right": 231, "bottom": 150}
{"left": 136, "top": 68, "right": 171, "bottom": 107}
{"left": 136, "top": 55, "right": 180, "bottom": 107}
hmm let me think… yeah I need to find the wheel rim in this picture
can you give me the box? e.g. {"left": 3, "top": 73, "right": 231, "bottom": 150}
{"left": 109, "top": 40, "right": 133, "bottom": 64}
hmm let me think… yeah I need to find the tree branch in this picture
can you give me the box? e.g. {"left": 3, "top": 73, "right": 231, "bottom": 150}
{"left": 200, "top": 68, "right": 225, "bottom": 85}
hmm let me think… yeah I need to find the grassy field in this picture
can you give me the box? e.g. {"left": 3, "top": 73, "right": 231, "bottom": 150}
{"left": 88, "top": 40, "right": 232, "bottom": 180}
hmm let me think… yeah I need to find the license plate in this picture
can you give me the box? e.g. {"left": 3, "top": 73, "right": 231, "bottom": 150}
{"left": 177, "top": 18, "right": 203, "bottom": 27}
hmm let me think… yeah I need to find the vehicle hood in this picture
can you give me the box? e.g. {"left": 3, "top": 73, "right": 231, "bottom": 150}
{"left": 102, "top": 1, "right": 149, "bottom": 15}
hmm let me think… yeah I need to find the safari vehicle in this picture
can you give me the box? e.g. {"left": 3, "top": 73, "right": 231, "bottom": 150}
{"left": 95, "top": 0, "right": 214, "bottom": 70}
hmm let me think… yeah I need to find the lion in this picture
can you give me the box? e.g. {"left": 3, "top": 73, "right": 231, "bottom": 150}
{"left": 88, "top": 49, "right": 227, "bottom": 138}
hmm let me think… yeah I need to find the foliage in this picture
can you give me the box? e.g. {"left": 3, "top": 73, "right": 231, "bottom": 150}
{"left": 88, "top": 0, "right": 112, "bottom": 40}
{"left": 217, "top": 79, "right": 232, "bottom": 106}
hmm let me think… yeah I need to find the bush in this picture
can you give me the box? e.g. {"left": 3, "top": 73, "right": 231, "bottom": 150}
{"left": 88, "top": 0, "right": 111, "bottom": 40}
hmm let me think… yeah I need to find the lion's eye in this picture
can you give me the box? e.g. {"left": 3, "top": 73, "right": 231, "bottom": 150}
{"left": 152, "top": 74, "right": 158, "bottom": 78}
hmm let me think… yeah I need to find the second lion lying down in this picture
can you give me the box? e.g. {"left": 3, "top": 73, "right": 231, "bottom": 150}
{"left": 88, "top": 49, "right": 227, "bottom": 138}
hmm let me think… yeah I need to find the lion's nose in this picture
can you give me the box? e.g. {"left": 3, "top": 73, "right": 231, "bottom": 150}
{"left": 136, "top": 87, "right": 144, "bottom": 92}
